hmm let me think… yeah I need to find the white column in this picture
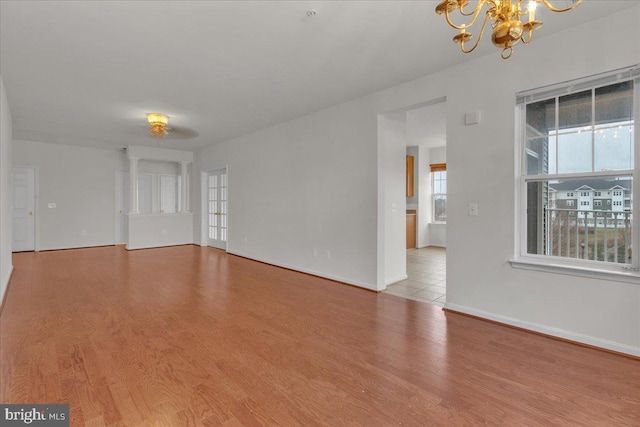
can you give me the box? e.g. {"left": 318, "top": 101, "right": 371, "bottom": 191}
{"left": 129, "top": 157, "right": 139, "bottom": 214}
{"left": 180, "top": 161, "right": 190, "bottom": 213}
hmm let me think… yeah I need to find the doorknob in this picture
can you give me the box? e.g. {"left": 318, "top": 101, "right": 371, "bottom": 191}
{"left": 118, "top": 210, "right": 122, "bottom": 214}
{"left": 29, "top": 211, "right": 33, "bottom": 216}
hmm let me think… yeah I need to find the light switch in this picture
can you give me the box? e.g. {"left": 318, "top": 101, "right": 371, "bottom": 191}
{"left": 465, "top": 110, "right": 481, "bottom": 126}
{"left": 48, "top": 203, "right": 56, "bottom": 209}
{"left": 468, "top": 203, "right": 479, "bottom": 216}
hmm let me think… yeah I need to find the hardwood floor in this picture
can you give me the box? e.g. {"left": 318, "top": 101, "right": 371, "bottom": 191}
{"left": 1, "top": 245, "right": 639, "bottom": 426}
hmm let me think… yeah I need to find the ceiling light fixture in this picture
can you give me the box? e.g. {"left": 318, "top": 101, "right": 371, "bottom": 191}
{"left": 147, "top": 112, "right": 169, "bottom": 138}
{"left": 435, "top": 0, "right": 583, "bottom": 59}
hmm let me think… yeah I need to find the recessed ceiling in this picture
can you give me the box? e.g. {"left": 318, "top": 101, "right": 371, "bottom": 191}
{"left": 1, "top": 1, "right": 635, "bottom": 151}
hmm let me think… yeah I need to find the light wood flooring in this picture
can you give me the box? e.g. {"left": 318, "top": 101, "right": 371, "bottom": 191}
{"left": 1, "top": 245, "right": 639, "bottom": 426}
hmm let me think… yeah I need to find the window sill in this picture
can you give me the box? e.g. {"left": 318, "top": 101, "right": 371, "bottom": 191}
{"left": 509, "top": 257, "right": 640, "bottom": 285}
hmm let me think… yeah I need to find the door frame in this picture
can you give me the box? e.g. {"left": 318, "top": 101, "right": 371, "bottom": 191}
{"left": 12, "top": 165, "right": 39, "bottom": 252}
{"left": 114, "top": 171, "right": 129, "bottom": 245}
{"left": 200, "top": 166, "right": 228, "bottom": 250}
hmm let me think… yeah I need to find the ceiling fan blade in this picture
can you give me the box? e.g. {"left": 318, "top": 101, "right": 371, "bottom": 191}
{"left": 164, "top": 126, "right": 199, "bottom": 140}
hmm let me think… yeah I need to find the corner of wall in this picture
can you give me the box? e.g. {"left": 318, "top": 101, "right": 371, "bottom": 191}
{"left": 0, "top": 76, "right": 14, "bottom": 305}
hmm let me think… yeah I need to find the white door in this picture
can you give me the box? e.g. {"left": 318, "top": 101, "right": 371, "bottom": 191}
{"left": 159, "top": 175, "right": 178, "bottom": 213}
{"left": 207, "top": 169, "right": 227, "bottom": 250}
{"left": 115, "top": 172, "right": 129, "bottom": 244}
{"left": 12, "top": 167, "right": 36, "bottom": 252}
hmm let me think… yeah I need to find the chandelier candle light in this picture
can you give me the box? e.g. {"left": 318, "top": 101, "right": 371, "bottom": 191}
{"left": 435, "top": 0, "right": 583, "bottom": 59}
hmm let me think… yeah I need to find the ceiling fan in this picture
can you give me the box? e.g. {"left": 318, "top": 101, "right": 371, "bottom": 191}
{"left": 146, "top": 112, "right": 198, "bottom": 140}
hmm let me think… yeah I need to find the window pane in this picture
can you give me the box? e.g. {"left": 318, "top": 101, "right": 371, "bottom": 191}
{"left": 594, "top": 124, "right": 633, "bottom": 171}
{"left": 527, "top": 177, "right": 632, "bottom": 263}
{"left": 557, "top": 132, "right": 592, "bottom": 173}
{"left": 434, "top": 196, "right": 446, "bottom": 222}
{"left": 559, "top": 90, "right": 591, "bottom": 132}
{"left": 526, "top": 136, "right": 556, "bottom": 175}
{"left": 526, "top": 98, "right": 555, "bottom": 138}
{"left": 595, "top": 81, "right": 633, "bottom": 125}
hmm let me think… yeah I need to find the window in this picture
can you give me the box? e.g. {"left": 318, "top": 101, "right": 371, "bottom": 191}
{"left": 431, "top": 163, "right": 446, "bottom": 223}
{"left": 595, "top": 191, "right": 602, "bottom": 197}
{"left": 517, "top": 67, "right": 638, "bottom": 271}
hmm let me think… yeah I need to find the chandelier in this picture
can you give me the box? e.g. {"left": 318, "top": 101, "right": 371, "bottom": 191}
{"left": 435, "top": 0, "right": 583, "bottom": 59}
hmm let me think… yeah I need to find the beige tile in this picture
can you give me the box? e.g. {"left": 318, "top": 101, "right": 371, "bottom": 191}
{"left": 411, "top": 289, "right": 444, "bottom": 301}
{"left": 386, "top": 247, "right": 447, "bottom": 308}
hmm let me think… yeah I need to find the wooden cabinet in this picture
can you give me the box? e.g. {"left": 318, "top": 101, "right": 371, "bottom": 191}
{"left": 406, "top": 211, "right": 416, "bottom": 249}
{"left": 406, "top": 155, "right": 414, "bottom": 197}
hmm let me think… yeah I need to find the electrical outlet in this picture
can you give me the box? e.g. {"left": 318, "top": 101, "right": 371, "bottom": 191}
{"left": 468, "top": 203, "right": 479, "bottom": 216}
{"left": 81, "top": 230, "right": 87, "bottom": 236}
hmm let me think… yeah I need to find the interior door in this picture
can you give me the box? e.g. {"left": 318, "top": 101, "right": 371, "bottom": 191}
{"left": 207, "top": 169, "right": 228, "bottom": 250}
{"left": 12, "top": 167, "right": 35, "bottom": 252}
{"left": 115, "top": 171, "right": 129, "bottom": 244}
{"left": 159, "top": 174, "right": 178, "bottom": 213}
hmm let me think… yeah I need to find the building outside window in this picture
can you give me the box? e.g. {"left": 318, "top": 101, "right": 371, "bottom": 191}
{"left": 431, "top": 163, "right": 446, "bottom": 223}
{"left": 517, "top": 67, "right": 638, "bottom": 268}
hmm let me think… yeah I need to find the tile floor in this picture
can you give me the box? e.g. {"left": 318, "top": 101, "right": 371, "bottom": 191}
{"left": 384, "top": 247, "right": 446, "bottom": 307}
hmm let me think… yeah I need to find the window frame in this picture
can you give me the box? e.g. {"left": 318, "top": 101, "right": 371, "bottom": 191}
{"left": 431, "top": 164, "right": 447, "bottom": 224}
{"left": 512, "top": 66, "right": 640, "bottom": 283}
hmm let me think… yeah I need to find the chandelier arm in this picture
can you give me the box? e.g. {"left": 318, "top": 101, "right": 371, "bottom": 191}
{"left": 444, "top": 3, "right": 486, "bottom": 30}
{"left": 516, "top": 0, "right": 529, "bottom": 16}
{"left": 458, "top": 0, "right": 487, "bottom": 17}
{"left": 521, "top": 27, "right": 534, "bottom": 44}
{"left": 539, "top": 0, "right": 583, "bottom": 13}
{"left": 459, "top": 13, "right": 491, "bottom": 54}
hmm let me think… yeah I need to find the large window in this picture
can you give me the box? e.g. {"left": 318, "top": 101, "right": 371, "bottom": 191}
{"left": 431, "top": 163, "right": 447, "bottom": 223}
{"left": 517, "top": 67, "right": 638, "bottom": 272}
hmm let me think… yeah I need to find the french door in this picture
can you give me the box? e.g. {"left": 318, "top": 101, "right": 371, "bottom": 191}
{"left": 207, "top": 169, "right": 227, "bottom": 250}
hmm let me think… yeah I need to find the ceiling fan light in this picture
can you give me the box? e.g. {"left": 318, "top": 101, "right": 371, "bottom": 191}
{"left": 147, "top": 112, "right": 168, "bottom": 126}
{"left": 148, "top": 124, "right": 169, "bottom": 138}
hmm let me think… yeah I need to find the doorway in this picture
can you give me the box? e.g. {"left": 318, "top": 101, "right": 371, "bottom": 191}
{"left": 12, "top": 166, "right": 36, "bottom": 252}
{"left": 206, "top": 168, "right": 228, "bottom": 250}
{"left": 115, "top": 171, "right": 129, "bottom": 244}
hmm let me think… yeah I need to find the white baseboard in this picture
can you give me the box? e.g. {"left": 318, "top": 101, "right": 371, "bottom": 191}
{"left": 385, "top": 274, "right": 408, "bottom": 287}
{"left": 444, "top": 303, "right": 640, "bottom": 357}
{"left": 228, "top": 250, "right": 377, "bottom": 291}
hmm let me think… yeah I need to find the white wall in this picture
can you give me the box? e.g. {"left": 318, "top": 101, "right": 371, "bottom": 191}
{"left": 0, "top": 77, "right": 13, "bottom": 304}
{"left": 12, "top": 140, "right": 127, "bottom": 250}
{"left": 127, "top": 213, "right": 193, "bottom": 250}
{"left": 417, "top": 145, "right": 430, "bottom": 248}
{"left": 430, "top": 147, "right": 446, "bottom": 164}
{"left": 193, "top": 6, "right": 640, "bottom": 355}
{"left": 380, "top": 112, "right": 408, "bottom": 286}
{"left": 194, "top": 96, "right": 379, "bottom": 290}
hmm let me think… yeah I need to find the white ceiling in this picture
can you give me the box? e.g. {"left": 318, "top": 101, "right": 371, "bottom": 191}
{"left": 1, "top": 1, "right": 637, "bottom": 151}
